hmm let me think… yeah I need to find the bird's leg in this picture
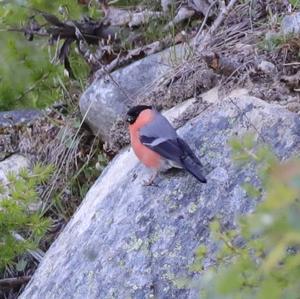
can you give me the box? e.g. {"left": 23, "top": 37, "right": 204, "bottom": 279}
{"left": 143, "top": 170, "right": 158, "bottom": 186}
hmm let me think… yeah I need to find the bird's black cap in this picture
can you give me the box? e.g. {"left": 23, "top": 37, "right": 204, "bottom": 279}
{"left": 126, "top": 105, "right": 152, "bottom": 124}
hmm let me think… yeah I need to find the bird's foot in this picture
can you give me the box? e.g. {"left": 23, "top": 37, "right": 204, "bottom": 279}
{"left": 143, "top": 172, "right": 158, "bottom": 186}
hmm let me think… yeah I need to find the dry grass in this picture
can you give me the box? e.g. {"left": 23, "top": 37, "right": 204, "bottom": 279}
{"left": 3, "top": 1, "right": 299, "bottom": 297}
{"left": 106, "top": 0, "right": 299, "bottom": 153}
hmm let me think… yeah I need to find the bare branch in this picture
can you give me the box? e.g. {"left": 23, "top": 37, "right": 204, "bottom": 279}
{"left": 195, "top": 0, "right": 239, "bottom": 50}
{"left": 164, "top": 6, "right": 195, "bottom": 31}
{"left": 0, "top": 276, "right": 31, "bottom": 289}
{"left": 195, "top": 0, "right": 217, "bottom": 40}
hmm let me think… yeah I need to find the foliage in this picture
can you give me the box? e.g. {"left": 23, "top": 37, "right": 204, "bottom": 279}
{"left": 260, "top": 33, "right": 300, "bottom": 56}
{"left": 0, "top": 32, "right": 62, "bottom": 110}
{"left": 0, "top": 0, "right": 181, "bottom": 111}
{"left": 141, "top": 14, "right": 170, "bottom": 45}
{"left": 0, "top": 0, "right": 93, "bottom": 110}
{"left": 289, "top": 0, "right": 300, "bottom": 9}
{"left": 260, "top": 14, "right": 300, "bottom": 56}
{"left": 71, "top": 151, "right": 108, "bottom": 199}
{"left": 0, "top": 163, "right": 54, "bottom": 270}
{"left": 192, "top": 134, "right": 300, "bottom": 299}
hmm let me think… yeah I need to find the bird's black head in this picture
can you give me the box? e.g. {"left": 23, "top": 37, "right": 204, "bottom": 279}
{"left": 126, "top": 105, "right": 152, "bottom": 124}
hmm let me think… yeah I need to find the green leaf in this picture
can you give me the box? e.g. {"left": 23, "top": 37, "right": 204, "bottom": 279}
{"left": 242, "top": 133, "right": 255, "bottom": 149}
{"left": 242, "top": 182, "right": 261, "bottom": 198}
{"left": 16, "top": 258, "right": 28, "bottom": 272}
{"left": 196, "top": 245, "right": 207, "bottom": 258}
{"left": 258, "top": 277, "right": 282, "bottom": 299}
{"left": 200, "top": 133, "right": 300, "bottom": 299}
{"left": 0, "top": 181, "right": 6, "bottom": 194}
{"left": 210, "top": 220, "right": 221, "bottom": 234}
{"left": 0, "top": 162, "right": 53, "bottom": 270}
{"left": 216, "top": 265, "right": 244, "bottom": 294}
{"left": 229, "top": 138, "right": 243, "bottom": 152}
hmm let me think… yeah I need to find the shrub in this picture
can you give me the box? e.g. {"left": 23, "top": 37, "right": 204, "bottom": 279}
{"left": 0, "top": 163, "right": 54, "bottom": 270}
{"left": 192, "top": 134, "right": 300, "bottom": 299}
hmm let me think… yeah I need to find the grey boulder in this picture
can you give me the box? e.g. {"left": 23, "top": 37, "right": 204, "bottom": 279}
{"left": 281, "top": 12, "right": 300, "bottom": 35}
{"left": 0, "top": 109, "right": 42, "bottom": 128}
{"left": 21, "top": 96, "right": 300, "bottom": 299}
{"left": 79, "top": 44, "right": 188, "bottom": 141}
{"left": 0, "top": 154, "right": 30, "bottom": 198}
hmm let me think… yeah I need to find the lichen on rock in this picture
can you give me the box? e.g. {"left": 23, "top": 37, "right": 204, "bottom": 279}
{"left": 20, "top": 96, "right": 300, "bottom": 299}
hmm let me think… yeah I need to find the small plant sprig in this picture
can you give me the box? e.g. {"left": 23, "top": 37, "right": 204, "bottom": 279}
{"left": 0, "top": 163, "right": 54, "bottom": 270}
{"left": 191, "top": 133, "right": 300, "bottom": 299}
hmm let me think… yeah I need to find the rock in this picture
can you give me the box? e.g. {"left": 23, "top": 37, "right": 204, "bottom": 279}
{"left": 281, "top": 12, "right": 300, "bottom": 35}
{"left": 0, "top": 109, "right": 42, "bottom": 161}
{"left": 79, "top": 44, "right": 188, "bottom": 141}
{"left": 0, "top": 154, "right": 30, "bottom": 198}
{"left": 0, "top": 154, "right": 30, "bottom": 184}
{"left": 200, "top": 87, "right": 249, "bottom": 105}
{"left": 0, "top": 109, "right": 46, "bottom": 161}
{"left": 187, "top": 0, "right": 213, "bottom": 16}
{"left": 164, "top": 6, "right": 195, "bottom": 31}
{"left": 264, "top": 31, "right": 282, "bottom": 51}
{"left": 0, "top": 109, "right": 64, "bottom": 163}
{"left": 234, "top": 43, "right": 255, "bottom": 57}
{"left": 20, "top": 96, "right": 300, "bottom": 299}
{"left": 257, "top": 60, "right": 276, "bottom": 74}
{"left": 287, "top": 101, "right": 300, "bottom": 113}
{"left": 281, "top": 70, "right": 300, "bottom": 90}
{"left": 0, "top": 109, "right": 42, "bottom": 128}
{"left": 161, "top": 0, "right": 175, "bottom": 12}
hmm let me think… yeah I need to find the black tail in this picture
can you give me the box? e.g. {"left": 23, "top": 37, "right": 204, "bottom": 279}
{"left": 178, "top": 138, "right": 207, "bottom": 183}
{"left": 182, "top": 157, "right": 207, "bottom": 183}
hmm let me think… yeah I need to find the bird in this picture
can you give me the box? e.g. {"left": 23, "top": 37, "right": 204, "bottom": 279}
{"left": 126, "top": 105, "right": 207, "bottom": 185}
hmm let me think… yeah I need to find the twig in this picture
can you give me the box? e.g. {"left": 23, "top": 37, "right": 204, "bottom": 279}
{"left": 101, "top": 65, "right": 135, "bottom": 104}
{"left": 163, "top": 6, "right": 195, "bottom": 31}
{"left": 0, "top": 276, "right": 31, "bottom": 289}
{"left": 196, "top": 0, "right": 239, "bottom": 50}
{"left": 219, "top": 234, "right": 240, "bottom": 253}
{"left": 75, "top": 21, "right": 139, "bottom": 104}
{"left": 50, "top": 35, "right": 61, "bottom": 64}
{"left": 42, "top": 102, "right": 92, "bottom": 206}
{"left": 208, "top": 0, "right": 238, "bottom": 36}
{"left": 195, "top": 1, "right": 217, "bottom": 41}
{"left": 6, "top": 28, "right": 48, "bottom": 37}
{"left": 228, "top": 97, "right": 266, "bottom": 143}
{"left": 248, "top": 0, "right": 254, "bottom": 32}
{"left": 97, "top": 37, "right": 174, "bottom": 76}
{"left": 221, "top": 60, "right": 252, "bottom": 85}
{"left": 14, "top": 73, "right": 50, "bottom": 103}
{"left": 283, "top": 62, "right": 300, "bottom": 66}
{"left": 12, "top": 232, "right": 45, "bottom": 262}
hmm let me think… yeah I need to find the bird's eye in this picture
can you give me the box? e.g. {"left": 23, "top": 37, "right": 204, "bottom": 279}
{"left": 127, "top": 116, "right": 134, "bottom": 123}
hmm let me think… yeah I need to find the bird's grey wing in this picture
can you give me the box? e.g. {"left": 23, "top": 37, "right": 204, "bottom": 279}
{"left": 139, "top": 111, "right": 178, "bottom": 139}
{"left": 140, "top": 135, "right": 183, "bottom": 165}
{"left": 139, "top": 112, "right": 183, "bottom": 165}
{"left": 140, "top": 112, "right": 207, "bottom": 183}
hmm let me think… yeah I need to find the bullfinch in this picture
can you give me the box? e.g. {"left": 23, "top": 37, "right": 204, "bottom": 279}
{"left": 126, "top": 105, "right": 207, "bottom": 184}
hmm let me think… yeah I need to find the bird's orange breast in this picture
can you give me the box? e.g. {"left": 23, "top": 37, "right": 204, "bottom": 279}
{"left": 129, "top": 109, "right": 162, "bottom": 169}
